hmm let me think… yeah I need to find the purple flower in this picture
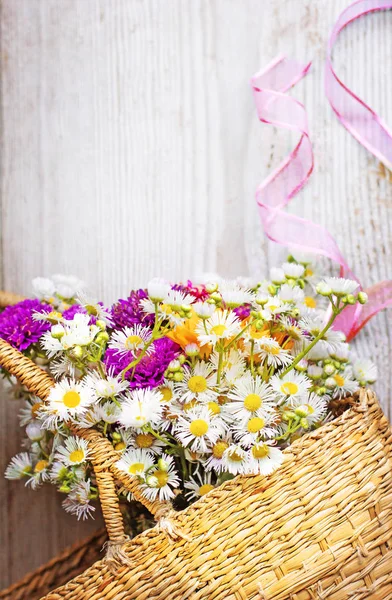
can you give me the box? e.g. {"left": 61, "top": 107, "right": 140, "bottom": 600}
{"left": 62, "top": 304, "right": 88, "bottom": 320}
{"left": 104, "top": 337, "right": 180, "bottom": 389}
{"left": 233, "top": 304, "right": 251, "bottom": 320}
{"left": 172, "top": 281, "right": 209, "bottom": 301}
{"left": 110, "top": 289, "right": 154, "bottom": 330}
{"left": 0, "top": 299, "right": 51, "bottom": 351}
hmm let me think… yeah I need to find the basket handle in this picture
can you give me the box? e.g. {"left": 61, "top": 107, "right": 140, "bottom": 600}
{"left": 0, "top": 338, "right": 170, "bottom": 544}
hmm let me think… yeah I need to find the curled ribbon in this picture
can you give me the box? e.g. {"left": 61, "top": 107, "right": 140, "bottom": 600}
{"left": 252, "top": 0, "right": 392, "bottom": 341}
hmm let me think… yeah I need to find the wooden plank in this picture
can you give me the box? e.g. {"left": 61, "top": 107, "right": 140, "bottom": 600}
{"left": 0, "top": 0, "right": 391, "bottom": 588}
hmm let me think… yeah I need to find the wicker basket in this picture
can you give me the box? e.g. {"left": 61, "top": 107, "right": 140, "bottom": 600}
{"left": 0, "top": 296, "right": 392, "bottom": 599}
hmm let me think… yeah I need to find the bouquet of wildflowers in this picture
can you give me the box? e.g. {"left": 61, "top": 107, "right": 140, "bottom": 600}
{"left": 1, "top": 260, "right": 376, "bottom": 520}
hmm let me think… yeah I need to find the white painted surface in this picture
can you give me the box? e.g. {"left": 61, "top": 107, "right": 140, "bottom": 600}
{"left": 0, "top": 0, "right": 391, "bottom": 587}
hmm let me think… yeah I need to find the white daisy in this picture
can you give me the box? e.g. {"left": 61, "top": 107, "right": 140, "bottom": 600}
{"left": 227, "top": 374, "right": 276, "bottom": 424}
{"left": 125, "top": 431, "right": 165, "bottom": 454}
{"left": 175, "top": 407, "right": 225, "bottom": 453}
{"left": 269, "top": 268, "right": 286, "bottom": 284}
{"left": 352, "top": 360, "right": 377, "bottom": 385}
{"left": 61, "top": 313, "right": 100, "bottom": 349}
{"left": 289, "top": 393, "right": 328, "bottom": 426}
{"left": 174, "top": 362, "right": 217, "bottom": 403}
{"left": 164, "top": 289, "right": 194, "bottom": 310}
{"left": 116, "top": 448, "right": 155, "bottom": 477}
{"left": 62, "top": 479, "right": 95, "bottom": 520}
{"left": 209, "top": 349, "right": 246, "bottom": 387}
{"left": 119, "top": 388, "right": 163, "bottom": 430}
{"left": 141, "top": 454, "right": 180, "bottom": 502}
{"left": 184, "top": 471, "right": 216, "bottom": 501}
{"left": 32, "top": 277, "right": 56, "bottom": 302}
{"left": 255, "top": 337, "right": 292, "bottom": 368}
{"left": 26, "top": 458, "right": 51, "bottom": 490}
{"left": 249, "top": 443, "right": 284, "bottom": 475}
{"left": 263, "top": 296, "right": 290, "bottom": 317}
{"left": 232, "top": 413, "right": 277, "bottom": 448}
{"left": 282, "top": 262, "right": 305, "bottom": 279}
{"left": 193, "top": 301, "right": 216, "bottom": 320}
{"left": 52, "top": 274, "right": 85, "bottom": 299}
{"left": 156, "top": 381, "right": 177, "bottom": 404}
{"left": 147, "top": 278, "right": 171, "bottom": 302}
{"left": 196, "top": 310, "right": 241, "bottom": 347}
{"left": 83, "top": 370, "right": 129, "bottom": 399}
{"left": 43, "top": 380, "right": 96, "bottom": 424}
{"left": 204, "top": 438, "right": 232, "bottom": 473}
{"left": 278, "top": 284, "right": 305, "bottom": 304}
{"left": 19, "top": 398, "right": 43, "bottom": 426}
{"left": 108, "top": 325, "right": 152, "bottom": 355}
{"left": 321, "top": 277, "right": 359, "bottom": 297}
{"left": 325, "top": 372, "right": 359, "bottom": 398}
{"left": 270, "top": 372, "right": 312, "bottom": 403}
{"left": 5, "top": 452, "right": 33, "bottom": 480}
{"left": 222, "top": 444, "right": 253, "bottom": 475}
{"left": 50, "top": 356, "right": 76, "bottom": 379}
{"left": 76, "top": 291, "right": 113, "bottom": 326}
{"left": 218, "top": 280, "right": 255, "bottom": 308}
{"left": 55, "top": 437, "right": 90, "bottom": 466}
{"left": 49, "top": 461, "right": 70, "bottom": 483}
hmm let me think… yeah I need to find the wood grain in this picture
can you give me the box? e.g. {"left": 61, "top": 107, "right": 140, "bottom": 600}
{"left": 0, "top": 0, "right": 391, "bottom": 589}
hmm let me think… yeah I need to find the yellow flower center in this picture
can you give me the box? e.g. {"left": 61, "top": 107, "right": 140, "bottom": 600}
{"left": 304, "top": 296, "right": 317, "bottom": 308}
{"left": 334, "top": 374, "right": 345, "bottom": 386}
{"left": 189, "top": 419, "right": 209, "bottom": 437}
{"left": 159, "top": 386, "right": 173, "bottom": 402}
{"left": 199, "top": 483, "right": 215, "bottom": 496}
{"left": 135, "top": 433, "right": 155, "bottom": 448}
{"left": 207, "top": 402, "right": 221, "bottom": 415}
{"left": 69, "top": 449, "right": 85, "bottom": 463}
{"left": 252, "top": 444, "right": 269, "bottom": 459}
{"left": 31, "top": 402, "right": 42, "bottom": 417}
{"left": 211, "top": 324, "right": 227, "bottom": 337}
{"left": 212, "top": 441, "right": 229, "bottom": 459}
{"left": 125, "top": 335, "right": 143, "bottom": 348}
{"left": 280, "top": 382, "right": 299, "bottom": 396}
{"left": 63, "top": 390, "right": 81, "bottom": 408}
{"left": 128, "top": 462, "right": 145, "bottom": 475}
{"left": 228, "top": 450, "right": 243, "bottom": 462}
{"left": 260, "top": 344, "right": 280, "bottom": 355}
{"left": 244, "top": 393, "right": 262, "bottom": 411}
{"left": 305, "top": 404, "right": 315, "bottom": 414}
{"left": 155, "top": 470, "right": 169, "bottom": 487}
{"left": 115, "top": 442, "right": 126, "bottom": 451}
{"left": 247, "top": 417, "right": 265, "bottom": 433}
{"left": 34, "top": 459, "right": 49, "bottom": 473}
{"left": 183, "top": 399, "right": 198, "bottom": 411}
{"left": 305, "top": 267, "right": 314, "bottom": 277}
{"left": 249, "top": 328, "right": 267, "bottom": 340}
{"left": 188, "top": 375, "right": 207, "bottom": 393}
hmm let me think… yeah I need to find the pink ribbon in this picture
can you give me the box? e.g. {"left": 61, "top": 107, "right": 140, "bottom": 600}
{"left": 252, "top": 1, "right": 392, "bottom": 341}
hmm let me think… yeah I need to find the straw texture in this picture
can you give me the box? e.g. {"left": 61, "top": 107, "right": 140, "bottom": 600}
{"left": 38, "top": 388, "right": 392, "bottom": 600}
{"left": 0, "top": 530, "right": 107, "bottom": 600}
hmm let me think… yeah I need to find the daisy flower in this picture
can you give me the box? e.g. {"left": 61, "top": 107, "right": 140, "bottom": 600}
{"left": 49, "top": 461, "right": 71, "bottom": 483}
{"left": 255, "top": 337, "right": 292, "bottom": 368}
{"left": 320, "top": 277, "right": 359, "bottom": 297}
{"left": 278, "top": 284, "right": 305, "bottom": 305}
{"left": 249, "top": 443, "right": 284, "bottom": 475}
{"left": 164, "top": 289, "right": 194, "bottom": 310}
{"left": 209, "top": 349, "right": 246, "bottom": 387}
{"left": 289, "top": 393, "right": 328, "bottom": 426}
{"left": 325, "top": 372, "right": 359, "bottom": 398}
{"left": 270, "top": 372, "right": 312, "bottom": 403}
{"left": 204, "top": 438, "right": 232, "bottom": 473}
{"left": 282, "top": 262, "right": 305, "bottom": 279}
{"left": 19, "top": 398, "right": 43, "bottom": 426}
{"left": 196, "top": 310, "right": 241, "bottom": 347}
{"left": 193, "top": 301, "right": 216, "bottom": 319}
{"left": 157, "top": 381, "right": 177, "bottom": 404}
{"left": 76, "top": 291, "right": 113, "bottom": 326}
{"left": 174, "top": 362, "right": 217, "bottom": 403}
{"left": 52, "top": 274, "right": 85, "bottom": 299}
{"left": 227, "top": 374, "right": 276, "bottom": 423}
{"left": 184, "top": 471, "right": 216, "bottom": 501}
{"left": 116, "top": 448, "right": 155, "bottom": 477}
{"left": 126, "top": 431, "right": 165, "bottom": 454}
{"left": 108, "top": 325, "right": 152, "bottom": 355}
{"left": 269, "top": 268, "right": 286, "bottom": 284}
{"left": 26, "top": 458, "right": 51, "bottom": 490}
{"left": 175, "top": 406, "right": 225, "bottom": 453}
{"left": 141, "top": 454, "right": 180, "bottom": 501}
{"left": 119, "top": 388, "right": 163, "bottom": 429}
{"left": 352, "top": 360, "right": 377, "bottom": 385}
{"left": 5, "top": 452, "right": 33, "bottom": 480}
{"left": 43, "top": 380, "right": 96, "bottom": 424}
{"left": 222, "top": 444, "right": 253, "bottom": 476}
{"left": 232, "top": 413, "right": 277, "bottom": 447}
{"left": 218, "top": 281, "right": 255, "bottom": 308}
{"left": 62, "top": 479, "right": 95, "bottom": 520}
{"left": 83, "top": 370, "right": 129, "bottom": 399}
{"left": 147, "top": 278, "right": 171, "bottom": 302}
{"left": 32, "top": 277, "right": 56, "bottom": 302}
{"left": 55, "top": 437, "right": 90, "bottom": 466}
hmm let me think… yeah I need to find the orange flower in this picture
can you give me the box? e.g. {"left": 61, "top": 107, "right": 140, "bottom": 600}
{"left": 166, "top": 310, "right": 211, "bottom": 358}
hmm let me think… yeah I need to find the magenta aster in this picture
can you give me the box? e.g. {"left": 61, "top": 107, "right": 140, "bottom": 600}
{"left": 0, "top": 299, "right": 51, "bottom": 351}
{"left": 104, "top": 337, "right": 180, "bottom": 389}
{"left": 111, "top": 289, "right": 154, "bottom": 330}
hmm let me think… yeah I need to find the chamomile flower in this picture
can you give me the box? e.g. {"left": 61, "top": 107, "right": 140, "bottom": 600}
{"left": 19, "top": 398, "right": 43, "bottom": 426}
{"left": 289, "top": 393, "right": 328, "bottom": 426}
{"left": 325, "top": 372, "right": 359, "bottom": 398}
{"left": 278, "top": 284, "right": 305, "bottom": 304}
{"left": 222, "top": 444, "right": 252, "bottom": 475}
{"left": 282, "top": 262, "right": 305, "bottom": 279}
{"left": 269, "top": 268, "right": 286, "bottom": 284}
{"left": 263, "top": 296, "right": 290, "bottom": 317}
{"left": 108, "top": 325, "right": 152, "bottom": 355}
{"left": 193, "top": 301, "right": 216, "bottom": 319}
{"left": 43, "top": 380, "right": 96, "bottom": 425}
{"left": 27, "top": 458, "right": 51, "bottom": 490}
{"left": 147, "top": 278, "right": 171, "bottom": 302}
{"left": 204, "top": 438, "right": 232, "bottom": 473}
{"left": 50, "top": 461, "right": 71, "bottom": 483}
{"left": 32, "top": 277, "right": 56, "bottom": 302}
{"left": 141, "top": 454, "right": 180, "bottom": 501}
{"left": 233, "top": 413, "right": 277, "bottom": 447}
{"left": 209, "top": 349, "right": 246, "bottom": 387}
{"left": 119, "top": 389, "right": 163, "bottom": 430}
{"left": 249, "top": 443, "right": 284, "bottom": 475}
{"left": 50, "top": 356, "right": 76, "bottom": 379}
{"left": 227, "top": 374, "right": 275, "bottom": 423}
{"left": 352, "top": 360, "right": 377, "bottom": 385}
{"left": 256, "top": 337, "right": 292, "bottom": 368}
{"left": 270, "top": 372, "right": 312, "bottom": 403}
{"left": 321, "top": 277, "right": 359, "bottom": 297}
{"left": 5, "top": 452, "right": 33, "bottom": 480}
{"left": 83, "top": 370, "right": 128, "bottom": 399}
{"left": 196, "top": 310, "right": 241, "bottom": 347}
{"left": 174, "top": 362, "right": 217, "bottom": 403}
{"left": 60, "top": 313, "right": 100, "bottom": 348}
{"left": 76, "top": 291, "right": 113, "bottom": 326}
{"left": 62, "top": 480, "right": 95, "bottom": 520}
{"left": 164, "top": 289, "right": 194, "bottom": 310}
{"left": 218, "top": 281, "right": 255, "bottom": 308}
{"left": 116, "top": 448, "right": 155, "bottom": 478}
{"left": 126, "top": 431, "right": 165, "bottom": 454}
{"left": 55, "top": 437, "right": 90, "bottom": 466}
{"left": 184, "top": 471, "right": 216, "bottom": 501}
{"left": 52, "top": 274, "right": 85, "bottom": 299}
{"left": 157, "top": 381, "right": 177, "bottom": 404}
{"left": 175, "top": 407, "right": 224, "bottom": 453}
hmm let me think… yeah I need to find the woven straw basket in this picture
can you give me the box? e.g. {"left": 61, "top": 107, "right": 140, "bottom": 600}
{"left": 0, "top": 293, "right": 392, "bottom": 599}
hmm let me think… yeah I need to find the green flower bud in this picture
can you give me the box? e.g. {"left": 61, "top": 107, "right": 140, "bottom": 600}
{"left": 357, "top": 291, "right": 368, "bottom": 304}
{"left": 157, "top": 457, "right": 169, "bottom": 471}
{"left": 59, "top": 484, "right": 71, "bottom": 493}
{"left": 343, "top": 294, "right": 356, "bottom": 305}
{"left": 255, "top": 319, "right": 264, "bottom": 330}
{"left": 205, "top": 282, "right": 218, "bottom": 293}
{"left": 173, "top": 371, "right": 184, "bottom": 382}
{"left": 267, "top": 284, "right": 277, "bottom": 296}
{"left": 96, "top": 331, "right": 109, "bottom": 344}
{"left": 112, "top": 432, "right": 122, "bottom": 442}
{"left": 324, "top": 364, "right": 335, "bottom": 376}
{"left": 73, "top": 345, "right": 83, "bottom": 358}
{"left": 300, "top": 417, "right": 309, "bottom": 429}
{"left": 96, "top": 319, "right": 107, "bottom": 330}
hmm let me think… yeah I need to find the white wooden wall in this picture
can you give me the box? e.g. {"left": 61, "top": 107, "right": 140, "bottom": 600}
{"left": 1, "top": 0, "right": 391, "bottom": 589}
